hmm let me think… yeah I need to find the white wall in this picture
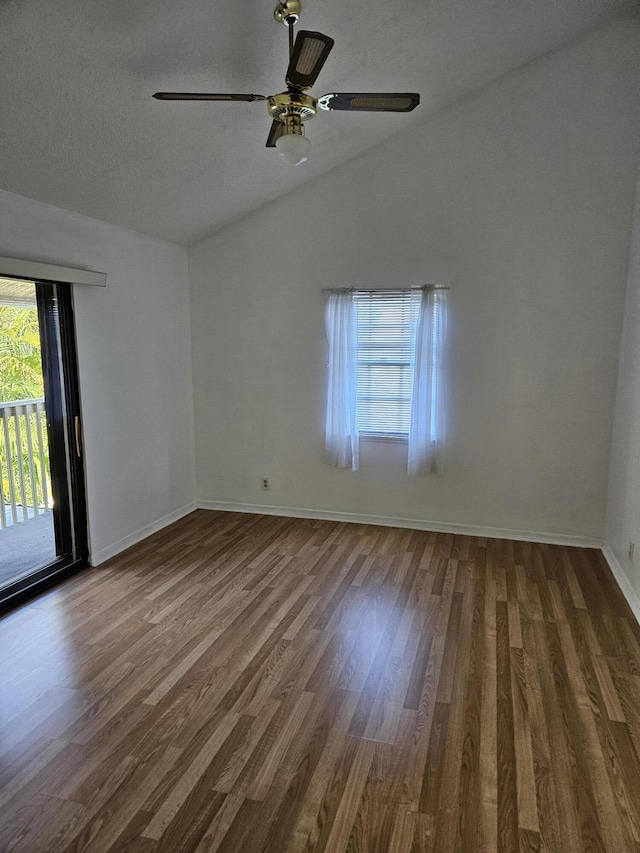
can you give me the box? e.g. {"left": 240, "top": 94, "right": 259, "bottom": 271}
{"left": 606, "top": 168, "right": 640, "bottom": 611}
{"left": 189, "top": 17, "right": 640, "bottom": 543}
{"left": 0, "top": 189, "right": 196, "bottom": 563}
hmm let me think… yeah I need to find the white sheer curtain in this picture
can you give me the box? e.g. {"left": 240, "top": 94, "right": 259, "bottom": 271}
{"left": 408, "top": 287, "right": 447, "bottom": 475}
{"left": 324, "top": 289, "right": 360, "bottom": 470}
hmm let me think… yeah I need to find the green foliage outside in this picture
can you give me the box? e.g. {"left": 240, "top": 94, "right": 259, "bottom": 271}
{"left": 1, "top": 306, "right": 45, "bottom": 401}
{"left": 1, "top": 306, "right": 50, "bottom": 518}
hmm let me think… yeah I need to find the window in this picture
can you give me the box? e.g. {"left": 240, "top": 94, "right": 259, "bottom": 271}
{"left": 355, "top": 290, "right": 441, "bottom": 439}
{"left": 324, "top": 286, "right": 447, "bottom": 473}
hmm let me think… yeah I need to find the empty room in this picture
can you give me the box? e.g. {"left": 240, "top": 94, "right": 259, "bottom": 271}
{"left": 1, "top": 0, "right": 640, "bottom": 850}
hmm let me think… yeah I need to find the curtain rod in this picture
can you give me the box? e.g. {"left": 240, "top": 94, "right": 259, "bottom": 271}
{"left": 322, "top": 285, "right": 449, "bottom": 294}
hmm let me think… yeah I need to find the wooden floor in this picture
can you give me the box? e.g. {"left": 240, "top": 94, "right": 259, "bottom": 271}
{"left": 2, "top": 511, "right": 640, "bottom": 852}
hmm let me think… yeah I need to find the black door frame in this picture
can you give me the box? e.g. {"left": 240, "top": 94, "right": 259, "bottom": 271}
{"left": 0, "top": 280, "right": 88, "bottom": 613}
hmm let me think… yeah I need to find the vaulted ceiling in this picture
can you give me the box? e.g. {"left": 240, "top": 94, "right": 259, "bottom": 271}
{"left": 0, "top": 0, "right": 635, "bottom": 245}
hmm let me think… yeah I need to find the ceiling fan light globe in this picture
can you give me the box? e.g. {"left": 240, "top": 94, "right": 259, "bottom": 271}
{"left": 275, "top": 132, "right": 310, "bottom": 166}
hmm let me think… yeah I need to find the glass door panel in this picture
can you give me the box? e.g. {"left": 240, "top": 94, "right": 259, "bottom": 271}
{"left": 0, "top": 278, "right": 87, "bottom": 611}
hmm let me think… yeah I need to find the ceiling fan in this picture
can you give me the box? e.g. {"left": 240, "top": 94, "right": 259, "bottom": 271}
{"left": 153, "top": 0, "right": 420, "bottom": 166}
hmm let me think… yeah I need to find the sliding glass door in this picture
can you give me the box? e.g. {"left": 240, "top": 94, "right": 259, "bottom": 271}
{"left": 0, "top": 278, "right": 87, "bottom": 611}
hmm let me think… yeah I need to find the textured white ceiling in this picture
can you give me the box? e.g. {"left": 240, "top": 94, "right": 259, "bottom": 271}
{"left": 0, "top": 0, "right": 635, "bottom": 245}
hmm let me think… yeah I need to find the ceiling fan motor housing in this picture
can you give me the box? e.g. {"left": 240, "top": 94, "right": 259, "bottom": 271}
{"left": 267, "top": 91, "right": 317, "bottom": 129}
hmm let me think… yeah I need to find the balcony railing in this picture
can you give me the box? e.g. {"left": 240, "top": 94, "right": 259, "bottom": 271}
{"left": 0, "top": 398, "right": 51, "bottom": 530}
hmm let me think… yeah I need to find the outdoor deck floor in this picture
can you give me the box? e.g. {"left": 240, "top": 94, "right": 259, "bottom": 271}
{"left": 0, "top": 511, "right": 55, "bottom": 588}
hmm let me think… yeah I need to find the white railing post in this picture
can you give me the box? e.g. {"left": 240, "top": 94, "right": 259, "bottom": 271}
{"left": 0, "top": 452, "right": 6, "bottom": 528}
{"left": 35, "top": 400, "right": 50, "bottom": 512}
{"left": 24, "top": 402, "right": 39, "bottom": 517}
{"left": 1, "top": 407, "right": 18, "bottom": 526}
{"left": 13, "top": 405, "right": 28, "bottom": 519}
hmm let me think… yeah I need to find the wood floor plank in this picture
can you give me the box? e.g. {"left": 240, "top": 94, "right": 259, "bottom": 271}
{"left": 520, "top": 620, "right": 562, "bottom": 852}
{"left": 478, "top": 558, "right": 498, "bottom": 853}
{"left": 544, "top": 621, "right": 608, "bottom": 851}
{"left": 496, "top": 599, "right": 519, "bottom": 853}
{"left": 142, "top": 712, "right": 239, "bottom": 840}
{"left": 321, "top": 737, "right": 375, "bottom": 852}
{"left": 1, "top": 510, "right": 639, "bottom": 852}
{"left": 431, "top": 564, "right": 477, "bottom": 852}
{"left": 247, "top": 690, "right": 314, "bottom": 800}
{"left": 510, "top": 646, "right": 539, "bottom": 834}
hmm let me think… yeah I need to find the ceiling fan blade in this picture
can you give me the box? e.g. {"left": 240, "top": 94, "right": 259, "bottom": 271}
{"left": 286, "top": 31, "right": 334, "bottom": 90}
{"left": 153, "top": 92, "right": 266, "bottom": 101}
{"left": 265, "top": 120, "right": 286, "bottom": 148}
{"left": 317, "top": 92, "right": 420, "bottom": 112}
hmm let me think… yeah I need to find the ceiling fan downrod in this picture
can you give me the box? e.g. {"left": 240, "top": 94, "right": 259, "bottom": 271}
{"left": 274, "top": 0, "right": 301, "bottom": 57}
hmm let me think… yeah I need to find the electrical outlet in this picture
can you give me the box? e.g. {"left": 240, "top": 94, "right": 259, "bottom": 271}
{"left": 630, "top": 541, "right": 635, "bottom": 561}
{"left": 261, "top": 477, "right": 270, "bottom": 491}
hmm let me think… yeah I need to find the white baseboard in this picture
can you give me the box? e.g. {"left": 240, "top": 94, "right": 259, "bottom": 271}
{"left": 198, "top": 500, "right": 603, "bottom": 549}
{"left": 601, "top": 544, "right": 640, "bottom": 625}
{"left": 90, "top": 502, "right": 197, "bottom": 566}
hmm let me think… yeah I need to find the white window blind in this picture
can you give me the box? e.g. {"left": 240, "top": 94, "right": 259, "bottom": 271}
{"left": 355, "top": 290, "right": 418, "bottom": 437}
{"left": 354, "top": 289, "right": 444, "bottom": 439}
